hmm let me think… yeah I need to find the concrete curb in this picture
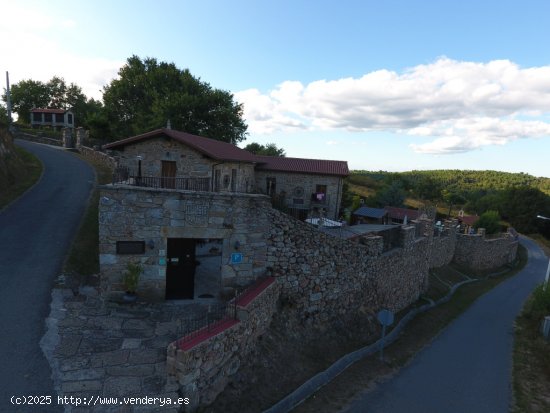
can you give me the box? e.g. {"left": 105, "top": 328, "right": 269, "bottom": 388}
{"left": 262, "top": 278, "right": 480, "bottom": 413}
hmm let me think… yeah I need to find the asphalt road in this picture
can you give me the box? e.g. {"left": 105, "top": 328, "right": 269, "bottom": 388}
{"left": 0, "top": 140, "right": 94, "bottom": 412}
{"left": 343, "top": 236, "right": 547, "bottom": 413}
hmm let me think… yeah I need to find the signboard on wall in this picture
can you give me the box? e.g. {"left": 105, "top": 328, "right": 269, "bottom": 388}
{"left": 231, "top": 253, "right": 243, "bottom": 264}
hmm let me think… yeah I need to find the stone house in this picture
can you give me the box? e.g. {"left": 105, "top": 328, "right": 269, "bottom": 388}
{"left": 30, "top": 108, "right": 74, "bottom": 129}
{"left": 99, "top": 128, "right": 348, "bottom": 301}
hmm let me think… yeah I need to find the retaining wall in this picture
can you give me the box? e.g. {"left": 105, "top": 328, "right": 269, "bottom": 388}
{"left": 167, "top": 277, "right": 280, "bottom": 412}
{"left": 453, "top": 229, "right": 519, "bottom": 272}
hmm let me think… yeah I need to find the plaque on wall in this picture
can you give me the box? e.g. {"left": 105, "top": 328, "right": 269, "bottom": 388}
{"left": 116, "top": 241, "right": 145, "bottom": 254}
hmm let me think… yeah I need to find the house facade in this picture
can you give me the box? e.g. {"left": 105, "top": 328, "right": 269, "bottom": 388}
{"left": 99, "top": 128, "right": 348, "bottom": 301}
{"left": 30, "top": 108, "right": 74, "bottom": 129}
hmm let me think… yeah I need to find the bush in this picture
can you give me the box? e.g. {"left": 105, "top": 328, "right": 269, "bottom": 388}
{"left": 474, "top": 210, "right": 501, "bottom": 234}
{"left": 530, "top": 284, "right": 550, "bottom": 318}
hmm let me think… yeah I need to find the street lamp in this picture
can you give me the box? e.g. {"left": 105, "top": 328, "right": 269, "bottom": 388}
{"left": 536, "top": 215, "right": 550, "bottom": 290}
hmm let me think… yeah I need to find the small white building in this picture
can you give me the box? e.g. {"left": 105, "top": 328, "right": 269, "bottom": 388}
{"left": 30, "top": 108, "right": 74, "bottom": 130}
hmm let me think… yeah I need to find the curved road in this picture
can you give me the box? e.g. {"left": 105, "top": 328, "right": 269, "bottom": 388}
{"left": 0, "top": 140, "right": 94, "bottom": 412}
{"left": 343, "top": 236, "right": 547, "bottom": 413}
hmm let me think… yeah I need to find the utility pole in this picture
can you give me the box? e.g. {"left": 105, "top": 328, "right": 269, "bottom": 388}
{"left": 5, "top": 71, "right": 13, "bottom": 126}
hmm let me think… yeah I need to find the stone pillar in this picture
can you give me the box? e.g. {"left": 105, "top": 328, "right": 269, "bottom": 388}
{"left": 477, "top": 228, "right": 486, "bottom": 238}
{"left": 62, "top": 127, "right": 74, "bottom": 148}
{"left": 76, "top": 127, "right": 86, "bottom": 148}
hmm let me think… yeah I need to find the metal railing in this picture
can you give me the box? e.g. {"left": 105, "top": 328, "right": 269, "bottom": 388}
{"left": 176, "top": 301, "right": 237, "bottom": 349}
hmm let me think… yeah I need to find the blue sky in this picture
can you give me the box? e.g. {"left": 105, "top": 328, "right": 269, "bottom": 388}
{"left": 1, "top": 0, "right": 549, "bottom": 177}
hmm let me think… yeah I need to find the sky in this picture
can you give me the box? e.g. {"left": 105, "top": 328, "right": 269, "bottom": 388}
{"left": 1, "top": 0, "right": 550, "bottom": 177}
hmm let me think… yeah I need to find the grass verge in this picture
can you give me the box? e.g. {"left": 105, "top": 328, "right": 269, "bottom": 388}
{"left": 512, "top": 238, "right": 550, "bottom": 413}
{"left": 0, "top": 146, "right": 42, "bottom": 210}
{"left": 62, "top": 152, "right": 112, "bottom": 286}
{"left": 292, "top": 245, "right": 528, "bottom": 413}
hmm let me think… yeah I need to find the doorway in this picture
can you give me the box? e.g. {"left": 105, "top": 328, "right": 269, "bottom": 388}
{"left": 161, "top": 160, "right": 177, "bottom": 189}
{"left": 166, "top": 238, "right": 196, "bottom": 299}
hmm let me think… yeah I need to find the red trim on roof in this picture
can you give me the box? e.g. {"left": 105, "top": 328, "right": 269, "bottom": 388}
{"left": 103, "top": 128, "right": 258, "bottom": 163}
{"left": 385, "top": 206, "right": 420, "bottom": 220}
{"left": 177, "top": 317, "right": 239, "bottom": 351}
{"left": 255, "top": 155, "right": 349, "bottom": 177}
{"left": 103, "top": 128, "right": 349, "bottom": 175}
{"left": 460, "top": 215, "right": 479, "bottom": 226}
{"left": 235, "top": 277, "right": 276, "bottom": 308}
{"left": 31, "top": 108, "right": 67, "bottom": 114}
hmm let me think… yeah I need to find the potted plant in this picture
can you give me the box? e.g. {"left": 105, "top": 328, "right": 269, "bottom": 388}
{"left": 122, "top": 262, "right": 143, "bottom": 302}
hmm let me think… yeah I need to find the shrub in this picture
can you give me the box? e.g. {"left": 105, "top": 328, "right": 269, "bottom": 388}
{"left": 474, "top": 210, "right": 501, "bottom": 235}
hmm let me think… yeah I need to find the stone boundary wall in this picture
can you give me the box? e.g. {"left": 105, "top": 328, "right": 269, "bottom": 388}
{"left": 79, "top": 145, "right": 117, "bottom": 170}
{"left": 452, "top": 229, "right": 519, "bottom": 273}
{"left": 429, "top": 230, "right": 457, "bottom": 268}
{"left": 16, "top": 132, "right": 62, "bottom": 146}
{"left": 167, "top": 277, "right": 280, "bottom": 412}
{"left": 266, "top": 208, "right": 433, "bottom": 323}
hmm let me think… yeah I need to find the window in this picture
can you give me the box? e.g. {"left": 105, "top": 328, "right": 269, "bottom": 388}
{"left": 266, "top": 177, "right": 276, "bottom": 196}
{"left": 231, "top": 169, "right": 237, "bottom": 192}
{"left": 44, "top": 113, "right": 52, "bottom": 123}
{"left": 68, "top": 114, "right": 73, "bottom": 124}
{"left": 55, "top": 113, "right": 64, "bottom": 123}
{"left": 33, "top": 112, "right": 42, "bottom": 122}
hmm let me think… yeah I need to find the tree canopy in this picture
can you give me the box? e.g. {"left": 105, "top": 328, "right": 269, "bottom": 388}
{"left": 102, "top": 56, "right": 248, "bottom": 143}
{"left": 3, "top": 77, "right": 87, "bottom": 125}
{"left": 244, "top": 142, "right": 285, "bottom": 156}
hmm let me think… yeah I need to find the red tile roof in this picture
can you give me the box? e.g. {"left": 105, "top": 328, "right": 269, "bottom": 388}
{"left": 31, "top": 108, "right": 66, "bottom": 114}
{"left": 103, "top": 128, "right": 349, "bottom": 176}
{"left": 103, "top": 128, "right": 259, "bottom": 163}
{"left": 460, "top": 215, "right": 479, "bottom": 226}
{"left": 254, "top": 155, "right": 349, "bottom": 177}
{"left": 384, "top": 206, "right": 420, "bottom": 220}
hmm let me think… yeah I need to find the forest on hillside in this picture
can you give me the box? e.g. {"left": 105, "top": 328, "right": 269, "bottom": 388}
{"left": 346, "top": 169, "right": 550, "bottom": 238}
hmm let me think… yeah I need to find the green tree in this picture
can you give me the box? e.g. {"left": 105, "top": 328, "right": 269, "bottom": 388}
{"left": 244, "top": 142, "right": 285, "bottom": 156}
{"left": 102, "top": 56, "right": 247, "bottom": 143}
{"left": 474, "top": 210, "right": 501, "bottom": 235}
{"left": 0, "top": 105, "right": 8, "bottom": 127}
{"left": 375, "top": 180, "right": 406, "bottom": 207}
{"left": 3, "top": 79, "right": 49, "bottom": 124}
{"left": 441, "top": 189, "right": 465, "bottom": 217}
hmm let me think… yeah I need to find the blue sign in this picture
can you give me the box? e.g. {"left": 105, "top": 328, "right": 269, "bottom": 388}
{"left": 159, "top": 258, "right": 166, "bottom": 266}
{"left": 231, "top": 253, "right": 243, "bottom": 264}
{"left": 377, "top": 309, "right": 394, "bottom": 326}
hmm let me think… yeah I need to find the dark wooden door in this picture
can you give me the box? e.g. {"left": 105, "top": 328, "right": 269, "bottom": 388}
{"left": 165, "top": 238, "right": 196, "bottom": 299}
{"left": 161, "top": 160, "right": 177, "bottom": 189}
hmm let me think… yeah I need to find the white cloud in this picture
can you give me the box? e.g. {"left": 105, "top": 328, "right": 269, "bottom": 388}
{"left": 0, "top": 3, "right": 121, "bottom": 100}
{"left": 236, "top": 57, "right": 550, "bottom": 154}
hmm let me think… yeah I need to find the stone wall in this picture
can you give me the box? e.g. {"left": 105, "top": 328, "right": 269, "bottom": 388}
{"left": 255, "top": 170, "right": 343, "bottom": 220}
{"left": 167, "top": 277, "right": 280, "bottom": 412}
{"left": 99, "top": 185, "right": 271, "bottom": 300}
{"left": 16, "top": 132, "right": 62, "bottom": 146}
{"left": 429, "top": 229, "right": 457, "bottom": 268}
{"left": 266, "top": 208, "right": 432, "bottom": 323}
{"left": 79, "top": 146, "right": 117, "bottom": 170}
{"left": 452, "top": 229, "right": 519, "bottom": 273}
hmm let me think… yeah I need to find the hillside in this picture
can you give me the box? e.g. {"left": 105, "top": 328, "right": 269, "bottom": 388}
{"left": 0, "top": 128, "right": 24, "bottom": 192}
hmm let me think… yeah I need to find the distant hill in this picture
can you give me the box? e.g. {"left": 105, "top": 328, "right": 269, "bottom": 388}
{"left": 350, "top": 169, "right": 550, "bottom": 196}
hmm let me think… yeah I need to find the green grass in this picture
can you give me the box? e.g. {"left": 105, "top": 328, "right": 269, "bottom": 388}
{"left": 0, "top": 147, "right": 42, "bottom": 209}
{"left": 512, "top": 241, "right": 550, "bottom": 413}
{"left": 63, "top": 152, "right": 112, "bottom": 284}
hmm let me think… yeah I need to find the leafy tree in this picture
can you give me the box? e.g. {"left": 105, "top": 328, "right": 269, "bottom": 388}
{"left": 3, "top": 79, "right": 49, "bottom": 124}
{"left": 500, "top": 187, "right": 550, "bottom": 234}
{"left": 244, "top": 142, "right": 285, "bottom": 156}
{"left": 102, "top": 56, "right": 247, "bottom": 143}
{"left": 375, "top": 180, "right": 406, "bottom": 207}
{"left": 0, "top": 105, "right": 8, "bottom": 127}
{"left": 3, "top": 77, "right": 88, "bottom": 126}
{"left": 474, "top": 210, "right": 501, "bottom": 235}
{"left": 441, "top": 189, "right": 466, "bottom": 217}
